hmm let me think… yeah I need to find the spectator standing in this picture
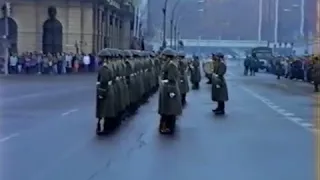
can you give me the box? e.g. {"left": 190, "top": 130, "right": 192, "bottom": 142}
{"left": 9, "top": 54, "right": 18, "bottom": 74}
{"left": 83, "top": 53, "right": 90, "bottom": 72}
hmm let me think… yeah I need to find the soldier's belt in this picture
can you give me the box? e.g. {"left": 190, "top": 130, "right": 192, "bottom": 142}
{"left": 161, "top": 79, "right": 169, "bottom": 83}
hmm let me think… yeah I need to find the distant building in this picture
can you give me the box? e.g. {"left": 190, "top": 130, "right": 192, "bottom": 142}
{"left": 0, "top": 0, "right": 135, "bottom": 54}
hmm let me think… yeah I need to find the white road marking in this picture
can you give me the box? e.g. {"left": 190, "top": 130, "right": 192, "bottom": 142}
{"left": 0, "top": 133, "right": 20, "bottom": 142}
{"left": 241, "top": 86, "right": 313, "bottom": 132}
{"left": 61, "top": 109, "right": 78, "bottom": 116}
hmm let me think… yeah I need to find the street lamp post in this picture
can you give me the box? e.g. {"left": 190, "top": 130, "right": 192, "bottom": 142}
{"left": 2, "top": 2, "right": 10, "bottom": 75}
{"left": 274, "top": 0, "right": 279, "bottom": 44}
{"left": 162, "top": 0, "right": 168, "bottom": 49}
{"left": 170, "top": 0, "right": 181, "bottom": 48}
{"left": 258, "top": 0, "right": 262, "bottom": 42}
{"left": 173, "top": 24, "right": 177, "bottom": 49}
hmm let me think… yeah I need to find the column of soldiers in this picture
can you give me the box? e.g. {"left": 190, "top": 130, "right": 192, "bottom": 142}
{"left": 95, "top": 47, "right": 202, "bottom": 135}
{"left": 95, "top": 48, "right": 161, "bottom": 135}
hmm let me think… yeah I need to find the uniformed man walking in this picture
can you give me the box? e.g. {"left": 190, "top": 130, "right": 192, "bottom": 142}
{"left": 95, "top": 49, "right": 117, "bottom": 135}
{"left": 158, "top": 48, "right": 182, "bottom": 134}
{"left": 211, "top": 53, "right": 229, "bottom": 115}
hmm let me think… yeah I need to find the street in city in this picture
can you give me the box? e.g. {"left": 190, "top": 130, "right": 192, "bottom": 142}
{"left": 0, "top": 65, "right": 316, "bottom": 180}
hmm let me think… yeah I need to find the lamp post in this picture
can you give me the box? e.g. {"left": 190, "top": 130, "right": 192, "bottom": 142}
{"left": 170, "top": 0, "right": 181, "bottom": 48}
{"left": 2, "top": 2, "right": 10, "bottom": 75}
{"left": 162, "top": 0, "right": 168, "bottom": 48}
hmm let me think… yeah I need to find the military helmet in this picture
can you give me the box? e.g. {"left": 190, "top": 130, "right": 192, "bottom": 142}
{"left": 98, "top": 48, "right": 111, "bottom": 57}
{"left": 178, "top": 51, "right": 186, "bottom": 57}
{"left": 161, "top": 48, "right": 176, "bottom": 57}
{"left": 217, "top": 52, "right": 224, "bottom": 59}
{"left": 130, "top": 50, "right": 139, "bottom": 57}
{"left": 123, "top": 50, "right": 133, "bottom": 58}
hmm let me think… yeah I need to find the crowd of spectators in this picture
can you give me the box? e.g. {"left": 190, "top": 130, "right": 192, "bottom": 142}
{"left": 0, "top": 52, "right": 100, "bottom": 74}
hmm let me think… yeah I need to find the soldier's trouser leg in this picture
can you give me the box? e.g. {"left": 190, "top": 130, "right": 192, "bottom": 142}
{"left": 96, "top": 117, "right": 113, "bottom": 134}
{"left": 159, "top": 115, "right": 170, "bottom": 133}
{"left": 244, "top": 67, "right": 248, "bottom": 75}
{"left": 181, "top": 93, "right": 186, "bottom": 105}
{"left": 217, "top": 101, "right": 225, "bottom": 113}
{"left": 193, "top": 82, "right": 199, "bottom": 89}
{"left": 168, "top": 115, "right": 176, "bottom": 132}
{"left": 314, "top": 83, "right": 319, "bottom": 92}
{"left": 213, "top": 101, "right": 225, "bottom": 114}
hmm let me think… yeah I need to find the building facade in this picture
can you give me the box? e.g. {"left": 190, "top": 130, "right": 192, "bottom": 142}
{"left": 0, "top": 0, "right": 135, "bottom": 54}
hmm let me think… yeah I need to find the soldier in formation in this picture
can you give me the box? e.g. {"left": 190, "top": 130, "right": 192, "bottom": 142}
{"left": 177, "top": 51, "right": 190, "bottom": 105}
{"left": 95, "top": 48, "right": 160, "bottom": 135}
{"left": 158, "top": 48, "right": 183, "bottom": 134}
{"left": 210, "top": 53, "right": 229, "bottom": 115}
{"left": 189, "top": 55, "right": 201, "bottom": 89}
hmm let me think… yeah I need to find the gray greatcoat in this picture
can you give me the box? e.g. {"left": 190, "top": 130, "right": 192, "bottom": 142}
{"left": 158, "top": 60, "right": 183, "bottom": 116}
{"left": 190, "top": 60, "right": 201, "bottom": 84}
{"left": 178, "top": 60, "right": 190, "bottom": 94}
{"left": 96, "top": 64, "right": 116, "bottom": 118}
{"left": 211, "top": 61, "right": 229, "bottom": 102}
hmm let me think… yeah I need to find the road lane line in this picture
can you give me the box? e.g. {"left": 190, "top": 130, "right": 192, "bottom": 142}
{"left": 0, "top": 133, "right": 20, "bottom": 142}
{"left": 61, "top": 109, "right": 79, "bottom": 116}
{"left": 241, "top": 86, "right": 312, "bottom": 132}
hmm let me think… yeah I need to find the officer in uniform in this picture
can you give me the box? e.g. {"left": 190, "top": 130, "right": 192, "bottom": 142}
{"left": 95, "top": 48, "right": 116, "bottom": 135}
{"left": 211, "top": 53, "right": 228, "bottom": 115}
{"left": 177, "top": 51, "right": 189, "bottom": 105}
{"left": 158, "top": 48, "right": 182, "bottom": 134}
{"left": 189, "top": 55, "right": 201, "bottom": 89}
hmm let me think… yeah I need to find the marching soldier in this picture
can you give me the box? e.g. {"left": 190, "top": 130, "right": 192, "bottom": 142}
{"left": 95, "top": 48, "right": 117, "bottom": 135}
{"left": 177, "top": 51, "right": 189, "bottom": 105}
{"left": 189, "top": 55, "right": 201, "bottom": 89}
{"left": 211, "top": 53, "right": 229, "bottom": 115}
{"left": 158, "top": 48, "right": 182, "bottom": 134}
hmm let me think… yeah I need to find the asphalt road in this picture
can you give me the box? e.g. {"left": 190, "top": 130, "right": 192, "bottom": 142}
{"left": 0, "top": 66, "right": 316, "bottom": 180}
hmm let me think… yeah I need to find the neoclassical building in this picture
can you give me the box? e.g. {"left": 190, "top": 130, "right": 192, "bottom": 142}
{"left": 0, "top": 0, "right": 135, "bottom": 54}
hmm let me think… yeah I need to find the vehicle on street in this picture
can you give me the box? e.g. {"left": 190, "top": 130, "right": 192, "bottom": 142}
{"left": 251, "top": 46, "right": 274, "bottom": 72}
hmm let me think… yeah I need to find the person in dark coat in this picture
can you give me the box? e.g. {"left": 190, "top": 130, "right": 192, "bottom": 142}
{"left": 189, "top": 56, "right": 201, "bottom": 89}
{"left": 158, "top": 48, "right": 182, "bottom": 134}
{"left": 95, "top": 49, "right": 116, "bottom": 135}
{"left": 243, "top": 55, "right": 250, "bottom": 76}
{"left": 312, "top": 56, "right": 320, "bottom": 92}
{"left": 250, "top": 53, "right": 258, "bottom": 76}
{"left": 177, "top": 51, "right": 189, "bottom": 106}
{"left": 211, "top": 53, "right": 229, "bottom": 115}
{"left": 275, "top": 58, "right": 282, "bottom": 79}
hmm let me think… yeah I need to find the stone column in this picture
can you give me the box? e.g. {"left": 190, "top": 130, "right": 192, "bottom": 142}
{"left": 122, "top": 17, "right": 131, "bottom": 49}
{"left": 65, "top": 1, "right": 81, "bottom": 53}
{"left": 105, "top": 9, "right": 110, "bottom": 48}
{"left": 81, "top": 2, "right": 93, "bottom": 53}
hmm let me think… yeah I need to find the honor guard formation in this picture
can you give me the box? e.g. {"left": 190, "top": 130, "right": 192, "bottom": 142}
{"left": 95, "top": 47, "right": 203, "bottom": 135}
